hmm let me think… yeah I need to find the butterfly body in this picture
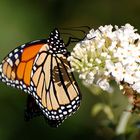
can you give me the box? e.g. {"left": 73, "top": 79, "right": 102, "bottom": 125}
{"left": 0, "top": 28, "right": 81, "bottom": 127}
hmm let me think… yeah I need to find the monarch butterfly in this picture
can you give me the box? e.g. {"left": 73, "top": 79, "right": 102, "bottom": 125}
{"left": 0, "top": 28, "right": 81, "bottom": 127}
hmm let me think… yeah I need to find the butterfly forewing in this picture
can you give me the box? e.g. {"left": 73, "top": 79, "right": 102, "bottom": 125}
{"left": 0, "top": 40, "right": 47, "bottom": 93}
{"left": 30, "top": 46, "right": 81, "bottom": 125}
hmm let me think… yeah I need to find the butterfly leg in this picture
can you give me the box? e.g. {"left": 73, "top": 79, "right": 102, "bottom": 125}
{"left": 65, "top": 37, "right": 85, "bottom": 47}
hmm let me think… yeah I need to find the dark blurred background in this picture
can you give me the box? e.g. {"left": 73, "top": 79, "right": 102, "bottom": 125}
{"left": 0, "top": 0, "right": 140, "bottom": 140}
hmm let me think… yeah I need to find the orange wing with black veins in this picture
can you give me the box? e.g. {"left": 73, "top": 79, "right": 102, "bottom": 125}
{"left": 0, "top": 40, "right": 47, "bottom": 93}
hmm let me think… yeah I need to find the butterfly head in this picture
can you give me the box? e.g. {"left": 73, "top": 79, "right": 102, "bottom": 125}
{"left": 47, "top": 28, "right": 67, "bottom": 55}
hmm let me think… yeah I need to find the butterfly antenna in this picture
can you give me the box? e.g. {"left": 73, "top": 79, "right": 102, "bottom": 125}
{"left": 60, "top": 26, "right": 91, "bottom": 32}
{"left": 60, "top": 26, "right": 90, "bottom": 37}
{"left": 61, "top": 32, "right": 77, "bottom": 38}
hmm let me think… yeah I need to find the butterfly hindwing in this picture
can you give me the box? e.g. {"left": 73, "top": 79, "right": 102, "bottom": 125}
{"left": 24, "top": 94, "right": 42, "bottom": 121}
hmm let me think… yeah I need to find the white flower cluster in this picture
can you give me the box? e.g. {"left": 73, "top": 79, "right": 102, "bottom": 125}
{"left": 68, "top": 24, "right": 140, "bottom": 93}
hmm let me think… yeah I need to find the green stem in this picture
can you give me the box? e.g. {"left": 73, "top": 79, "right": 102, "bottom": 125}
{"left": 115, "top": 105, "right": 132, "bottom": 135}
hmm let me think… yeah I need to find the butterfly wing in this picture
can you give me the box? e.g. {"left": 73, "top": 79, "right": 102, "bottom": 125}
{"left": 24, "top": 95, "right": 42, "bottom": 121}
{"left": 29, "top": 29, "right": 81, "bottom": 127}
{"left": 30, "top": 53, "right": 81, "bottom": 126}
{"left": 0, "top": 39, "right": 47, "bottom": 93}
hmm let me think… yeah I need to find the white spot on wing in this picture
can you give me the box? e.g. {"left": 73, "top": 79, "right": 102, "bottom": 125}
{"left": 14, "top": 49, "right": 18, "bottom": 53}
{"left": 9, "top": 53, "right": 13, "bottom": 57}
{"left": 14, "top": 54, "right": 18, "bottom": 59}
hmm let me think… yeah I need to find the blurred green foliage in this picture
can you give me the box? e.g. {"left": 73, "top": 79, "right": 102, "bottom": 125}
{"left": 0, "top": 0, "right": 140, "bottom": 140}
